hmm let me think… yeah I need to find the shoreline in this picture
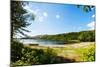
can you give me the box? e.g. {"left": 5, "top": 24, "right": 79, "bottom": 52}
{"left": 24, "top": 42, "right": 95, "bottom": 49}
{"left": 24, "top": 42, "right": 95, "bottom": 62}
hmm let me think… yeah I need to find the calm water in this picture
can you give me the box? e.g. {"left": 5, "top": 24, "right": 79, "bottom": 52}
{"left": 19, "top": 39, "right": 66, "bottom": 46}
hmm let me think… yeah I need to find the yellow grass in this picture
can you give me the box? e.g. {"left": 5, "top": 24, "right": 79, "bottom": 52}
{"left": 24, "top": 42, "right": 95, "bottom": 62}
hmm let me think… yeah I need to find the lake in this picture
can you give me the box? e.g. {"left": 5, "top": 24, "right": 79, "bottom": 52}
{"left": 19, "top": 39, "right": 66, "bottom": 46}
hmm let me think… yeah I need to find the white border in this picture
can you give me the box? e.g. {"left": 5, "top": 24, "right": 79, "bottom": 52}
{"left": 17, "top": 0, "right": 95, "bottom": 5}
{"left": 0, "top": 0, "right": 10, "bottom": 67}
{"left": 0, "top": 0, "right": 99, "bottom": 67}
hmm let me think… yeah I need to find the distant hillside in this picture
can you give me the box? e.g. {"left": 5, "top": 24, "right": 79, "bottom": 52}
{"left": 34, "top": 30, "right": 95, "bottom": 43}
{"left": 21, "top": 30, "right": 95, "bottom": 43}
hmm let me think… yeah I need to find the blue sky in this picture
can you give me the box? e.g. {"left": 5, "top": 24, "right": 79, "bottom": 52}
{"left": 23, "top": 2, "right": 95, "bottom": 36}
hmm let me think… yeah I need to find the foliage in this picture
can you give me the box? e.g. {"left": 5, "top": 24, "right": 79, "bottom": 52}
{"left": 11, "top": 42, "right": 95, "bottom": 66}
{"left": 78, "top": 30, "right": 95, "bottom": 42}
{"left": 77, "top": 5, "right": 95, "bottom": 12}
{"left": 11, "top": 41, "right": 24, "bottom": 62}
{"left": 11, "top": 1, "right": 35, "bottom": 64}
{"left": 37, "top": 30, "right": 95, "bottom": 43}
{"left": 11, "top": 60, "right": 29, "bottom": 67}
{"left": 11, "top": 1, "right": 35, "bottom": 38}
{"left": 83, "top": 46, "right": 95, "bottom": 61}
{"left": 11, "top": 47, "right": 58, "bottom": 66}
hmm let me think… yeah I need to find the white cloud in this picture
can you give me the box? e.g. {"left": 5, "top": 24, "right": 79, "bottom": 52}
{"left": 56, "top": 14, "right": 60, "bottom": 19}
{"left": 92, "top": 14, "right": 95, "bottom": 18}
{"left": 87, "top": 14, "right": 95, "bottom": 30}
{"left": 91, "top": 7, "right": 94, "bottom": 10}
{"left": 87, "top": 21, "right": 95, "bottom": 30}
{"left": 43, "top": 12, "right": 48, "bottom": 17}
{"left": 37, "top": 12, "right": 48, "bottom": 22}
{"left": 38, "top": 16, "right": 44, "bottom": 22}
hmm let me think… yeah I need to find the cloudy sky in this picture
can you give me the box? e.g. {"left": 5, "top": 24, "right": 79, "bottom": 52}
{"left": 23, "top": 2, "right": 95, "bottom": 36}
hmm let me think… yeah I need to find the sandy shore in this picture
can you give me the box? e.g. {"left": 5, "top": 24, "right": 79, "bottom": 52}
{"left": 24, "top": 42, "right": 95, "bottom": 49}
{"left": 24, "top": 42, "right": 95, "bottom": 62}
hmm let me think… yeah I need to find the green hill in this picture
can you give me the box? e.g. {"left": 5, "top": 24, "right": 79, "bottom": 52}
{"left": 37, "top": 30, "right": 95, "bottom": 44}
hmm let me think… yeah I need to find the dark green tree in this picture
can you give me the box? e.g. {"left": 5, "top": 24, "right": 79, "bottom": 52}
{"left": 78, "top": 31, "right": 95, "bottom": 42}
{"left": 77, "top": 5, "right": 95, "bottom": 12}
{"left": 11, "top": 1, "right": 35, "bottom": 39}
{"left": 11, "top": 1, "right": 35, "bottom": 62}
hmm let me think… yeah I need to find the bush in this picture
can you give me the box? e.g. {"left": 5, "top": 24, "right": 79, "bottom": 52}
{"left": 11, "top": 47, "right": 58, "bottom": 66}
{"left": 11, "top": 41, "right": 24, "bottom": 62}
{"left": 29, "top": 44, "right": 39, "bottom": 46}
{"left": 67, "top": 40, "right": 80, "bottom": 44}
{"left": 83, "top": 46, "right": 95, "bottom": 62}
{"left": 21, "top": 47, "right": 44, "bottom": 65}
{"left": 38, "top": 48, "right": 57, "bottom": 64}
{"left": 11, "top": 60, "right": 30, "bottom": 67}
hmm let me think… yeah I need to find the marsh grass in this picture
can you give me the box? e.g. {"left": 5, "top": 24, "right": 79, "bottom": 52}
{"left": 11, "top": 42, "right": 95, "bottom": 66}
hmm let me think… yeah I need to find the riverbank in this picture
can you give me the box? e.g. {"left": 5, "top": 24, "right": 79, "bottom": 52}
{"left": 24, "top": 42, "right": 95, "bottom": 62}
{"left": 24, "top": 42, "right": 95, "bottom": 48}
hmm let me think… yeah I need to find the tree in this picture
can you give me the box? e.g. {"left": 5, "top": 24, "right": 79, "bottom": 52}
{"left": 78, "top": 32, "right": 90, "bottom": 42}
{"left": 11, "top": 1, "right": 35, "bottom": 39}
{"left": 11, "top": 1, "right": 35, "bottom": 62}
{"left": 77, "top": 5, "right": 95, "bottom": 12}
{"left": 78, "top": 31, "right": 95, "bottom": 42}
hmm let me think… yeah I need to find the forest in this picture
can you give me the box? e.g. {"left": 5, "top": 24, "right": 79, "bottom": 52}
{"left": 36, "top": 30, "right": 95, "bottom": 43}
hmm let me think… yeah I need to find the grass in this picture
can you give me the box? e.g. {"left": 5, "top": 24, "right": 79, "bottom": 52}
{"left": 25, "top": 42, "right": 95, "bottom": 62}
{"left": 11, "top": 42, "right": 95, "bottom": 66}
{"left": 53, "top": 43, "right": 95, "bottom": 62}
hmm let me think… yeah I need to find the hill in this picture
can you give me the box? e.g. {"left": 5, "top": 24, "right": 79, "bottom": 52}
{"left": 35, "top": 30, "right": 95, "bottom": 43}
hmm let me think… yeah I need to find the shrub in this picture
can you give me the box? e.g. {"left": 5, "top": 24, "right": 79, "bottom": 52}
{"left": 67, "top": 40, "right": 80, "bottom": 44}
{"left": 83, "top": 46, "right": 95, "bottom": 62}
{"left": 11, "top": 47, "right": 58, "bottom": 66}
{"left": 10, "top": 60, "right": 30, "bottom": 67}
{"left": 38, "top": 48, "right": 57, "bottom": 64}
{"left": 11, "top": 41, "right": 24, "bottom": 62}
{"left": 29, "top": 44, "right": 39, "bottom": 46}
